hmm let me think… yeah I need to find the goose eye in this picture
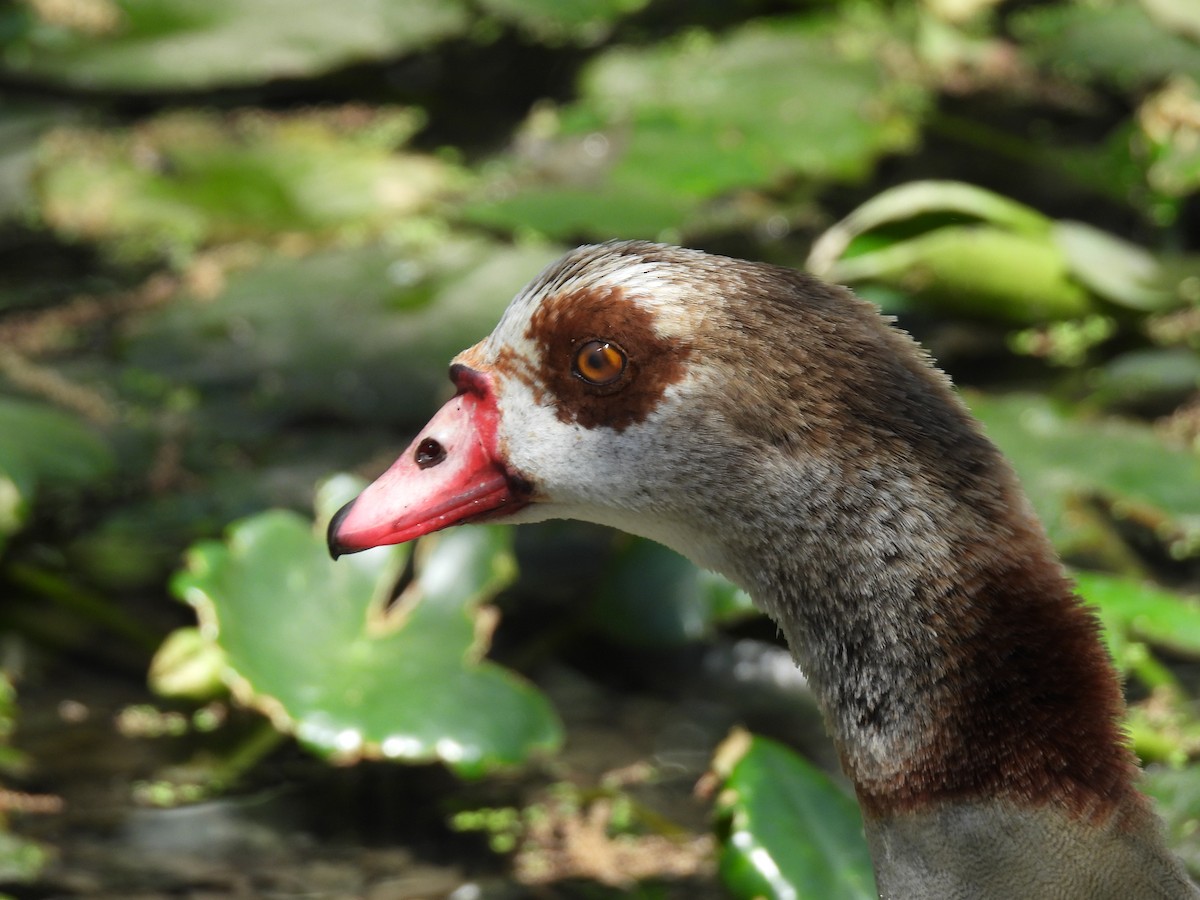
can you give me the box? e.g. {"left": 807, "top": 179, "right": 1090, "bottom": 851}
{"left": 572, "top": 340, "right": 626, "bottom": 386}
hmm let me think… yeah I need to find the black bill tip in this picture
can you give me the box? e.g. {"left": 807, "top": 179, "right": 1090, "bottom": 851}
{"left": 326, "top": 498, "right": 357, "bottom": 560}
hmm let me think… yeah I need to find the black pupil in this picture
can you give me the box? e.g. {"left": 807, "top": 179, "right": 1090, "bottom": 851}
{"left": 415, "top": 438, "right": 446, "bottom": 469}
{"left": 587, "top": 346, "right": 610, "bottom": 372}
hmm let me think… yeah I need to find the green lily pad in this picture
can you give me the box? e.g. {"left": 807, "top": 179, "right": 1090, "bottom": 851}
{"left": 36, "top": 108, "right": 460, "bottom": 262}
{"left": 584, "top": 18, "right": 924, "bottom": 186}
{"left": 0, "top": 397, "right": 113, "bottom": 548}
{"left": 714, "top": 731, "right": 876, "bottom": 900}
{"left": 171, "top": 477, "right": 563, "bottom": 776}
{"left": 2, "top": 0, "right": 469, "bottom": 91}
{"left": 466, "top": 14, "right": 927, "bottom": 240}
{"left": 592, "top": 537, "right": 756, "bottom": 647}
{"left": 968, "top": 394, "right": 1200, "bottom": 561}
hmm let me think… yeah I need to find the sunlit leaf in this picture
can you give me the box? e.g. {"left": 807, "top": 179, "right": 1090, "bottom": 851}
{"left": 808, "top": 181, "right": 1096, "bottom": 322}
{"left": 172, "top": 477, "right": 562, "bottom": 776}
{"left": 36, "top": 108, "right": 461, "bottom": 261}
{"left": 824, "top": 225, "right": 1091, "bottom": 323}
{"left": 808, "top": 180, "right": 1052, "bottom": 276}
{"left": 713, "top": 731, "right": 875, "bottom": 900}
{"left": 2, "top": 0, "right": 470, "bottom": 90}
{"left": 1141, "top": 0, "right": 1200, "bottom": 42}
{"left": 584, "top": 19, "right": 924, "bottom": 184}
{"left": 1076, "top": 571, "right": 1200, "bottom": 661}
{"left": 812, "top": 181, "right": 1186, "bottom": 321}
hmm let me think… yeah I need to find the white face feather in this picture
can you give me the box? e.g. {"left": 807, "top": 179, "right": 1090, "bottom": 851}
{"left": 483, "top": 373, "right": 734, "bottom": 568}
{"left": 453, "top": 243, "right": 734, "bottom": 573}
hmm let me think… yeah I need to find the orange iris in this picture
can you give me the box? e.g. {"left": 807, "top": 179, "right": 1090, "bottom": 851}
{"left": 573, "top": 340, "right": 626, "bottom": 385}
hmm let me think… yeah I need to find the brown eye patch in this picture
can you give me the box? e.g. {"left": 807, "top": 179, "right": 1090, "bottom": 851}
{"left": 527, "top": 285, "right": 691, "bottom": 431}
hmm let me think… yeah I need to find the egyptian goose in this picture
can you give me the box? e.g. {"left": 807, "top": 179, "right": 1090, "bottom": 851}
{"left": 328, "top": 241, "right": 1198, "bottom": 898}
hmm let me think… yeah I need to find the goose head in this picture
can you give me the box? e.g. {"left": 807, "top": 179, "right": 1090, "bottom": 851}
{"left": 328, "top": 241, "right": 1198, "bottom": 898}
{"left": 329, "top": 241, "right": 990, "bottom": 607}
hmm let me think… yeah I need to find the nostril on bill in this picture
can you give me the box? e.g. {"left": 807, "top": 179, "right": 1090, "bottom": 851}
{"left": 415, "top": 437, "right": 447, "bottom": 469}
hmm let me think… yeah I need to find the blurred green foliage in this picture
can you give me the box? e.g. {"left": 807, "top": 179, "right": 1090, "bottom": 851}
{"left": 1, "top": 0, "right": 1200, "bottom": 895}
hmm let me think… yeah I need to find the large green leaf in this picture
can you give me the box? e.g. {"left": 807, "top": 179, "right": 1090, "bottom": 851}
{"left": 172, "top": 478, "right": 562, "bottom": 776}
{"left": 2, "top": 0, "right": 469, "bottom": 90}
{"left": 809, "top": 181, "right": 1178, "bottom": 322}
{"left": 466, "top": 15, "right": 927, "bottom": 240}
{"left": 714, "top": 731, "right": 876, "bottom": 900}
{"left": 968, "top": 394, "right": 1200, "bottom": 562}
{"left": 824, "top": 224, "right": 1092, "bottom": 323}
{"left": 807, "top": 181, "right": 1052, "bottom": 274}
{"left": 583, "top": 19, "right": 924, "bottom": 185}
